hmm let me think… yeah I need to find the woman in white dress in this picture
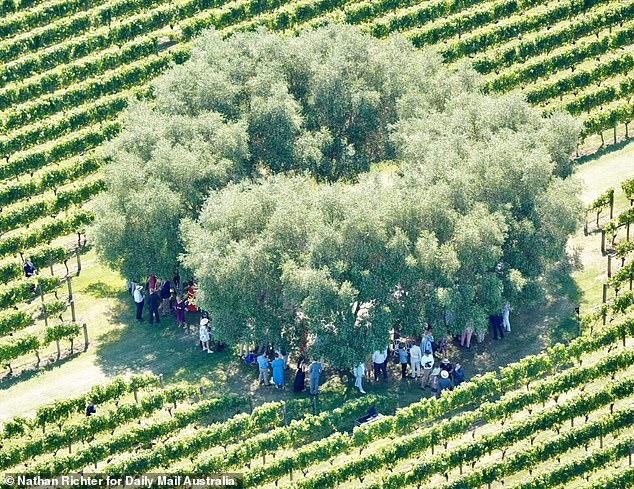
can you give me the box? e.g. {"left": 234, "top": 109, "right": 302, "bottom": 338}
{"left": 199, "top": 318, "right": 211, "bottom": 353}
{"left": 354, "top": 362, "right": 366, "bottom": 394}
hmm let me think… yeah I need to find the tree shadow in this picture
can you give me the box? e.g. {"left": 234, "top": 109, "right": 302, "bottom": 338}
{"left": 0, "top": 350, "right": 85, "bottom": 390}
{"left": 574, "top": 138, "right": 634, "bottom": 167}
{"left": 84, "top": 281, "right": 123, "bottom": 299}
{"left": 92, "top": 298, "right": 296, "bottom": 404}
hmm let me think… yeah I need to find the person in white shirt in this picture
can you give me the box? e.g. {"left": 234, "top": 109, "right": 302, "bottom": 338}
{"left": 420, "top": 348, "right": 435, "bottom": 388}
{"left": 133, "top": 285, "right": 144, "bottom": 321}
{"left": 409, "top": 341, "right": 422, "bottom": 378}
{"left": 373, "top": 348, "right": 388, "bottom": 381}
{"left": 354, "top": 362, "right": 366, "bottom": 394}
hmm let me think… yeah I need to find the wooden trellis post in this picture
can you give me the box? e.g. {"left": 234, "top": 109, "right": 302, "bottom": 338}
{"left": 83, "top": 323, "right": 89, "bottom": 351}
{"left": 76, "top": 247, "right": 82, "bottom": 276}
{"left": 67, "top": 276, "right": 76, "bottom": 323}
{"left": 40, "top": 283, "right": 48, "bottom": 327}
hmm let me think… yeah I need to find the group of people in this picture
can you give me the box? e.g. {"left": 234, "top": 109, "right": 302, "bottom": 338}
{"left": 350, "top": 335, "right": 465, "bottom": 397}
{"left": 127, "top": 274, "right": 520, "bottom": 399}
{"left": 128, "top": 272, "right": 198, "bottom": 326}
{"left": 459, "top": 302, "right": 512, "bottom": 348}
{"left": 489, "top": 302, "right": 512, "bottom": 341}
{"left": 244, "top": 349, "right": 324, "bottom": 395}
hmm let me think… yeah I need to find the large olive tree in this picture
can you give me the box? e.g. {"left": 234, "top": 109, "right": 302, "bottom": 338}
{"left": 94, "top": 25, "right": 582, "bottom": 367}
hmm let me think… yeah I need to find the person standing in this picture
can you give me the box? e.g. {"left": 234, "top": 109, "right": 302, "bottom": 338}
{"left": 309, "top": 360, "right": 323, "bottom": 395}
{"left": 148, "top": 288, "right": 161, "bottom": 325}
{"left": 365, "top": 352, "right": 374, "bottom": 382}
{"left": 437, "top": 369, "right": 453, "bottom": 398}
{"left": 86, "top": 400, "right": 96, "bottom": 417}
{"left": 503, "top": 302, "right": 511, "bottom": 332}
{"left": 409, "top": 341, "right": 422, "bottom": 379}
{"left": 438, "top": 335, "right": 449, "bottom": 358}
{"left": 199, "top": 318, "right": 211, "bottom": 353}
{"left": 420, "top": 348, "right": 434, "bottom": 389}
{"left": 460, "top": 319, "right": 474, "bottom": 349}
{"left": 160, "top": 280, "right": 171, "bottom": 315}
{"left": 272, "top": 353, "right": 286, "bottom": 389}
{"left": 398, "top": 343, "right": 409, "bottom": 379}
{"left": 490, "top": 313, "right": 504, "bottom": 340}
{"left": 133, "top": 285, "right": 144, "bottom": 321}
{"left": 440, "top": 357, "right": 453, "bottom": 375}
{"left": 174, "top": 296, "right": 187, "bottom": 328}
{"left": 186, "top": 281, "right": 198, "bottom": 319}
{"left": 147, "top": 273, "right": 157, "bottom": 291}
{"left": 23, "top": 258, "right": 35, "bottom": 278}
{"left": 422, "top": 329, "right": 434, "bottom": 355}
{"left": 293, "top": 356, "right": 306, "bottom": 392}
{"left": 354, "top": 362, "right": 366, "bottom": 394}
{"left": 453, "top": 362, "right": 465, "bottom": 387}
{"left": 372, "top": 348, "right": 388, "bottom": 382}
{"left": 173, "top": 270, "right": 181, "bottom": 295}
{"left": 257, "top": 352, "right": 271, "bottom": 386}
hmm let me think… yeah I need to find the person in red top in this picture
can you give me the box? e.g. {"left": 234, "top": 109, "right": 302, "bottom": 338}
{"left": 148, "top": 273, "right": 157, "bottom": 291}
{"left": 186, "top": 281, "right": 198, "bottom": 313}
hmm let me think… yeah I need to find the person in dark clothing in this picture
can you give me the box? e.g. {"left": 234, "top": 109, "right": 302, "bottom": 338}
{"left": 160, "top": 280, "right": 171, "bottom": 315}
{"left": 148, "top": 288, "right": 161, "bottom": 324}
{"left": 86, "top": 400, "right": 96, "bottom": 417}
{"left": 490, "top": 313, "right": 504, "bottom": 340}
{"left": 173, "top": 271, "right": 181, "bottom": 294}
{"left": 439, "top": 357, "right": 453, "bottom": 375}
{"left": 398, "top": 343, "right": 408, "bottom": 379}
{"left": 23, "top": 259, "right": 35, "bottom": 278}
{"left": 293, "top": 356, "right": 306, "bottom": 392}
{"left": 453, "top": 362, "right": 465, "bottom": 386}
{"left": 437, "top": 370, "right": 453, "bottom": 398}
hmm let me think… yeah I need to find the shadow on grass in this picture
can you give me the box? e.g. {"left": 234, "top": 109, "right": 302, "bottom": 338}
{"left": 574, "top": 138, "right": 634, "bottom": 167}
{"left": 0, "top": 350, "right": 85, "bottom": 390}
{"left": 89, "top": 252, "right": 585, "bottom": 408}
{"left": 92, "top": 298, "right": 276, "bottom": 399}
{"left": 84, "top": 281, "right": 124, "bottom": 299}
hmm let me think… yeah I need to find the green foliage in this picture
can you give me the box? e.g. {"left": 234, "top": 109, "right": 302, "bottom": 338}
{"left": 0, "top": 0, "right": 166, "bottom": 64}
{"left": 0, "top": 309, "right": 31, "bottom": 336}
{"left": 0, "top": 120, "right": 120, "bottom": 181}
{"left": 0, "top": 333, "right": 38, "bottom": 364}
{"left": 291, "top": 377, "right": 634, "bottom": 489}
{"left": 437, "top": 0, "right": 619, "bottom": 63}
{"left": 0, "top": 0, "right": 107, "bottom": 42}
{"left": 0, "top": 385, "right": 200, "bottom": 470}
{"left": 622, "top": 177, "right": 634, "bottom": 200}
{"left": 476, "top": 3, "right": 634, "bottom": 77}
{"left": 43, "top": 321, "right": 80, "bottom": 343}
{"left": 95, "top": 27, "right": 581, "bottom": 365}
{"left": 96, "top": 26, "right": 450, "bottom": 281}
{"left": 0, "top": 275, "right": 61, "bottom": 310}
{"left": 243, "top": 347, "right": 634, "bottom": 487}
{"left": 589, "top": 187, "right": 614, "bottom": 211}
{"left": 0, "top": 210, "right": 93, "bottom": 259}
{"left": 0, "top": 179, "right": 104, "bottom": 234}
{"left": 0, "top": 156, "right": 102, "bottom": 208}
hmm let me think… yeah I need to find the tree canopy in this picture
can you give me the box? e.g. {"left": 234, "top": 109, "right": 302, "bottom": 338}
{"left": 93, "top": 25, "right": 583, "bottom": 367}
